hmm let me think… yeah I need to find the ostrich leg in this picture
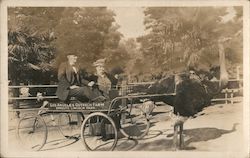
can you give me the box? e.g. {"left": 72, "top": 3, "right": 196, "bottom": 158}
{"left": 173, "top": 124, "right": 178, "bottom": 150}
{"left": 173, "top": 120, "right": 185, "bottom": 150}
{"left": 179, "top": 122, "right": 184, "bottom": 149}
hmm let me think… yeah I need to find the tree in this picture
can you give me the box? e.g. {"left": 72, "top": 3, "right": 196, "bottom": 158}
{"left": 8, "top": 29, "right": 56, "bottom": 84}
{"left": 8, "top": 7, "right": 126, "bottom": 81}
{"left": 102, "top": 24, "right": 130, "bottom": 73}
{"left": 8, "top": 7, "right": 62, "bottom": 84}
{"left": 138, "top": 7, "right": 242, "bottom": 77}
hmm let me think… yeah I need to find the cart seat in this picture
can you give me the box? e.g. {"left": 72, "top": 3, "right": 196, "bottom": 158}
{"left": 108, "top": 89, "right": 119, "bottom": 100}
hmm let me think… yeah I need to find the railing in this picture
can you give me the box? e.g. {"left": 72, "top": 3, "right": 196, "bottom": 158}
{"left": 212, "top": 88, "right": 243, "bottom": 104}
{"left": 9, "top": 84, "right": 58, "bottom": 100}
{"left": 8, "top": 79, "right": 243, "bottom": 107}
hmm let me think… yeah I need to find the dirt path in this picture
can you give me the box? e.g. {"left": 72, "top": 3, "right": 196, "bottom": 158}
{"left": 8, "top": 100, "right": 244, "bottom": 153}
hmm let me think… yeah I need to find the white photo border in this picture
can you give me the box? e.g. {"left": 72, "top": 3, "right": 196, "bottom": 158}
{"left": 1, "top": 0, "right": 249, "bottom": 158}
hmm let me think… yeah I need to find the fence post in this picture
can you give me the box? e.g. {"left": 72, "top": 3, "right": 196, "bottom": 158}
{"left": 225, "top": 88, "right": 228, "bottom": 104}
{"left": 230, "top": 90, "right": 234, "bottom": 104}
{"left": 236, "top": 66, "right": 240, "bottom": 80}
{"left": 12, "top": 82, "right": 21, "bottom": 118}
{"left": 121, "top": 80, "right": 127, "bottom": 124}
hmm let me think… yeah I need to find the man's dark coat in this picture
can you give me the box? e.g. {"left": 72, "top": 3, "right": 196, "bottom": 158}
{"left": 56, "top": 62, "right": 89, "bottom": 101}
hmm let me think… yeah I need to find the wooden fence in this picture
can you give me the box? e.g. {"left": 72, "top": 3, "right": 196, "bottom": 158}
{"left": 8, "top": 79, "right": 243, "bottom": 107}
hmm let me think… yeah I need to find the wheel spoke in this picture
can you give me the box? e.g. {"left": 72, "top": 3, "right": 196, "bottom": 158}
{"left": 81, "top": 112, "right": 118, "bottom": 151}
{"left": 17, "top": 114, "right": 47, "bottom": 151}
{"left": 120, "top": 104, "right": 150, "bottom": 139}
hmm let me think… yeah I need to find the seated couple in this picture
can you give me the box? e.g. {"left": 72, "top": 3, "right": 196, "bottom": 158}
{"left": 56, "top": 53, "right": 118, "bottom": 103}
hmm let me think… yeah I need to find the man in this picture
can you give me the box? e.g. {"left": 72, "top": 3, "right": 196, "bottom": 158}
{"left": 92, "top": 58, "right": 118, "bottom": 99}
{"left": 189, "top": 70, "right": 202, "bottom": 83}
{"left": 92, "top": 58, "right": 121, "bottom": 140}
{"left": 56, "top": 53, "right": 106, "bottom": 103}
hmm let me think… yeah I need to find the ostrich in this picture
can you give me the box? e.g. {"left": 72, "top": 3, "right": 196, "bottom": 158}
{"left": 134, "top": 38, "right": 229, "bottom": 150}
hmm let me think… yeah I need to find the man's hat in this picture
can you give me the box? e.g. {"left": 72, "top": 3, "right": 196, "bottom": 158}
{"left": 93, "top": 58, "right": 106, "bottom": 67}
{"left": 66, "top": 52, "right": 78, "bottom": 58}
{"left": 189, "top": 70, "right": 195, "bottom": 74}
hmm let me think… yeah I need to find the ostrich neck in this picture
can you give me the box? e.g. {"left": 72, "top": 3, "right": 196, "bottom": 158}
{"left": 205, "top": 42, "right": 229, "bottom": 96}
{"left": 218, "top": 42, "right": 228, "bottom": 88}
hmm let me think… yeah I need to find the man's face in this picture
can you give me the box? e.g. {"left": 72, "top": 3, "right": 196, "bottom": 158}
{"left": 96, "top": 65, "right": 105, "bottom": 76}
{"left": 189, "top": 71, "right": 196, "bottom": 79}
{"left": 67, "top": 55, "right": 78, "bottom": 65}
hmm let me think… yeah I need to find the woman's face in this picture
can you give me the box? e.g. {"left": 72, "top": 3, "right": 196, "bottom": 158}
{"left": 96, "top": 66, "right": 105, "bottom": 76}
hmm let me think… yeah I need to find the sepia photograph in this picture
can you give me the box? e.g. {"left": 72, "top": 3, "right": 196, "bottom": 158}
{"left": 1, "top": 0, "right": 249, "bottom": 158}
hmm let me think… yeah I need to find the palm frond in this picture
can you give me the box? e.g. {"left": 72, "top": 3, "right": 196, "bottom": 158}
{"left": 27, "top": 63, "right": 41, "bottom": 70}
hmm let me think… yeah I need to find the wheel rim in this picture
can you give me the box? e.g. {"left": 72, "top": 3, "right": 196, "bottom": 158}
{"left": 16, "top": 114, "right": 47, "bottom": 151}
{"left": 120, "top": 104, "right": 150, "bottom": 139}
{"left": 81, "top": 112, "right": 118, "bottom": 151}
{"left": 58, "top": 113, "right": 83, "bottom": 138}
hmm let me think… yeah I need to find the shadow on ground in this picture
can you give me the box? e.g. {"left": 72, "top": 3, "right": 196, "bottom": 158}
{"left": 151, "top": 111, "right": 168, "bottom": 116}
{"left": 133, "top": 123, "right": 238, "bottom": 151}
{"left": 183, "top": 123, "right": 238, "bottom": 148}
{"left": 41, "top": 135, "right": 80, "bottom": 151}
{"left": 115, "top": 138, "right": 138, "bottom": 151}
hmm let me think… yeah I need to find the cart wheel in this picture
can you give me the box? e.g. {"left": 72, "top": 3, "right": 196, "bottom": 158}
{"left": 120, "top": 104, "right": 150, "bottom": 139}
{"left": 58, "top": 112, "right": 84, "bottom": 138}
{"left": 81, "top": 112, "right": 118, "bottom": 151}
{"left": 16, "top": 114, "right": 47, "bottom": 151}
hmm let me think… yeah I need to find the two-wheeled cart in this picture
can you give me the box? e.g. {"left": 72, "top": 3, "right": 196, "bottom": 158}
{"left": 16, "top": 93, "right": 176, "bottom": 151}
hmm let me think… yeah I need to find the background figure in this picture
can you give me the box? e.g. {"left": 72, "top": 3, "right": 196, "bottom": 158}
{"left": 56, "top": 54, "right": 106, "bottom": 103}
